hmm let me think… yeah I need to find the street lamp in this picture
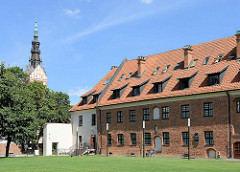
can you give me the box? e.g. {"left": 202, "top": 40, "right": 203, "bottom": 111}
{"left": 106, "top": 123, "right": 109, "bottom": 157}
{"left": 143, "top": 120, "right": 145, "bottom": 158}
{"left": 188, "top": 118, "right": 190, "bottom": 160}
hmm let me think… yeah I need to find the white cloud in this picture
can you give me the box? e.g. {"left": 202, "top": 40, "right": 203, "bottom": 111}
{"left": 64, "top": 9, "right": 80, "bottom": 17}
{"left": 139, "top": 0, "right": 153, "bottom": 4}
{"left": 68, "top": 86, "right": 91, "bottom": 97}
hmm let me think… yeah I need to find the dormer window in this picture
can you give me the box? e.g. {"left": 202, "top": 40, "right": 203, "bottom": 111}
{"left": 131, "top": 79, "right": 149, "bottom": 96}
{"left": 153, "top": 83, "right": 162, "bottom": 93}
{"left": 132, "top": 86, "right": 140, "bottom": 96}
{"left": 174, "top": 62, "right": 181, "bottom": 70}
{"left": 189, "top": 59, "right": 198, "bottom": 68}
{"left": 178, "top": 71, "right": 198, "bottom": 90}
{"left": 92, "top": 94, "right": 99, "bottom": 103}
{"left": 179, "top": 78, "right": 189, "bottom": 90}
{"left": 202, "top": 56, "right": 210, "bottom": 65}
{"left": 162, "top": 65, "right": 170, "bottom": 74}
{"left": 118, "top": 74, "right": 124, "bottom": 81}
{"left": 206, "top": 65, "right": 228, "bottom": 86}
{"left": 126, "top": 72, "right": 132, "bottom": 80}
{"left": 208, "top": 74, "right": 220, "bottom": 86}
{"left": 152, "top": 67, "right": 160, "bottom": 76}
{"left": 215, "top": 54, "right": 224, "bottom": 63}
{"left": 111, "top": 83, "right": 129, "bottom": 99}
{"left": 82, "top": 97, "right": 87, "bottom": 105}
{"left": 113, "top": 89, "right": 120, "bottom": 99}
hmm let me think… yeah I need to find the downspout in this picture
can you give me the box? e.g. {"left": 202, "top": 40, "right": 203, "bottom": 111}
{"left": 226, "top": 91, "right": 232, "bottom": 158}
{"left": 95, "top": 58, "right": 128, "bottom": 155}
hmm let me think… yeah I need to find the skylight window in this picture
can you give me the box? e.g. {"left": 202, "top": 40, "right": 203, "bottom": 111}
{"left": 189, "top": 59, "right": 198, "bottom": 68}
{"left": 152, "top": 67, "right": 160, "bottom": 76}
{"left": 174, "top": 62, "right": 181, "bottom": 70}
{"left": 103, "top": 78, "right": 110, "bottom": 85}
{"left": 118, "top": 74, "right": 124, "bottom": 81}
{"left": 202, "top": 57, "right": 210, "bottom": 65}
{"left": 126, "top": 72, "right": 133, "bottom": 80}
{"left": 215, "top": 54, "right": 224, "bottom": 63}
{"left": 162, "top": 65, "right": 170, "bottom": 74}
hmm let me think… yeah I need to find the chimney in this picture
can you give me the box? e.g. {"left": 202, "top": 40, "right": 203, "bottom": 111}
{"left": 236, "top": 31, "right": 240, "bottom": 59}
{"left": 137, "top": 56, "right": 146, "bottom": 77}
{"left": 183, "top": 45, "right": 193, "bottom": 68}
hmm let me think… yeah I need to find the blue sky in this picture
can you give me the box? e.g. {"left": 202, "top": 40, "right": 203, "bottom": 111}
{"left": 1, "top": 0, "right": 240, "bottom": 105}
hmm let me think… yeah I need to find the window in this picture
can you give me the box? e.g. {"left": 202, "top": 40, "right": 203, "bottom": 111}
{"left": 131, "top": 133, "right": 136, "bottom": 145}
{"left": 237, "top": 100, "right": 240, "bottom": 113}
{"left": 79, "top": 116, "right": 83, "bottom": 126}
{"left": 152, "top": 67, "right": 160, "bottom": 76}
{"left": 203, "top": 56, "right": 210, "bottom": 65}
{"left": 208, "top": 73, "right": 220, "bottom": 86}
{"left": 79, "top": 136, "right": 82, "bottom": 145}
{"left": 103, "top": 78, "right": 110, "bottom": 85}
{"left": 107, "top": 134, "right": 111, "bottom": 145}
{"left": 82, "top": 97, "right": 87, "bottom": 105}
{"left": 92, "top": 94, "right": 99, "bottom": 103}
{"left": 153, "top": 83, "right": 162, "bottom": 93}
{"left": 205, "top": 131, "right": 213, "bottom": 145}
{"left": 181, "top": 105, "right": 190, "bottom": 118}
{"left": 126, "top": 72, "right": 132, "bottom": 80}
{"left": 92, "top": 114, "right": 96, "bottom": 126}
{"left": 204, "top": 103, "right": 213, "bottom": 117}
{"left": 163, "top": 132, "right": 170, "bottom": 145}
{"left": 132, "top": 86, "right": 140, "bottom": 96}
{"left": 162, "top": 65, "right": 170, "bottom": 74}
{"left": 118, "top": 134, "right": 124, "bottom": 146}
{"left": 189, "top": 59, "right": 198, "bottom": 68}
{"left": 162, "top": 106, "right": 169, "bottom": 120}
{"left": 182, "top": 132, "right": 189, "bottom": 145}
{"left": 174, "top": 62, "right": 181, "bottom": 70}
{"left": 153, "top": 107, "right": 160, "bottom": 120}
{"left": 130, "top": 110, "right": 136, "bottom": 122}
{"left": 179, "top": 78, "right": 189, "bottom": 90}
{"left": 113, "top": 89, "right": 120, "bottom": 99}
{"left": 143, "top": 108, "right": 150, "bottom": 121}
{"left": 145, "top": 133, "right": 151, "bottom": 145}
{"left": 215, "top": 54, "right": 224, "bottom": 63}
{"left": 118, "top": 74, "right": 124, "bottom": 81}
{"left": 117, "top": 111, "right": 123, "bottom": 123}
{"left": 106, "top": 113, "right": 111, "bottom": 123}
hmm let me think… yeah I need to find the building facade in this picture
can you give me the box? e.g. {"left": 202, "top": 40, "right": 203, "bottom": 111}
{"left": 70, "top": 32, "right": 240, "bottom": 158}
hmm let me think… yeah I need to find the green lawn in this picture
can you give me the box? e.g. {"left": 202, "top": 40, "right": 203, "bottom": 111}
{"left": 0, "top": 156, "right": 239, "bottom": 172}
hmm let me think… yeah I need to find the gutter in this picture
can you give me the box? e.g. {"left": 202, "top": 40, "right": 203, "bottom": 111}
{"left": 94, "top": 58, "right": 127, "bottom": 155}
{"left": 226, "top": 91, "right": 232, "bottom": 158}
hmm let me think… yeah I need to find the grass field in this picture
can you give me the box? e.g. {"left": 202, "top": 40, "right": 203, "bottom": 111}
{"left": 0, "top": 156, "right": 240, "bottom": 172}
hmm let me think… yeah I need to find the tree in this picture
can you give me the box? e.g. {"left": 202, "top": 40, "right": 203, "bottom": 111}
{"left": 0, "top": 63, "right": 37, "bottom": 157}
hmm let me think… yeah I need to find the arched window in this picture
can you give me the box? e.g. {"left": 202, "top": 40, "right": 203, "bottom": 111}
{"left": 237, "top": 100, "right": 240, "bottom": 113}
{"left": 153, "top": 107, "right": 160, "bottom": 120}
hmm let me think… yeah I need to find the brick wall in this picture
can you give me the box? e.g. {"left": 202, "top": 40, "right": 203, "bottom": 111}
{"left": 97, "top": 94, "right": 237, "bottom": 158}
{"left": 0, "top": 143, "right": 22, "bottom": 155}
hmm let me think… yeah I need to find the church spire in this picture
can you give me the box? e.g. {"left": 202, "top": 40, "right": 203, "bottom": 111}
{"left": 30, "top": 21, "right": 42, "bottom": 68}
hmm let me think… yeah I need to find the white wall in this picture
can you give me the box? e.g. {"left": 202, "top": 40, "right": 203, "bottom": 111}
{"left": 71, "top": 109, "right": 97, "bottom": 149}
{"left": 43, "top": 123, "right": 72, "bottom": 156}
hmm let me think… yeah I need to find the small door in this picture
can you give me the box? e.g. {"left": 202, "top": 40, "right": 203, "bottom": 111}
{"left": 154, "top": 137, "right": 162, "bottom": 152}
{"left": 208, "top": 149, "right": 216, "bottom": 158}
{"left": 91, "top": 135, "right": 96, "bottom": 149}
{"left": 234, "top": 142, "right": 240, "bottom": 159}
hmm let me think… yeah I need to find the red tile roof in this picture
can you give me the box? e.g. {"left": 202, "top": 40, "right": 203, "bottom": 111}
{"left": 70, "top": 35, "right": 240, "bottom": 112}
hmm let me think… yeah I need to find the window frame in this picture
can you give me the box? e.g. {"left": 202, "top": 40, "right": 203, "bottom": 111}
{"left": 117, "top": 111, "right": 123, "bottom": 123}
{"left": 130, "top": 110, "right": 136, "bottom": 122}
{"left": 131, "top": 133, "right": 137, "bottom": 145}
{"left": 181, "top": 105, "right": 190, "bottom": 119}
{"left": 143, "top": 108, "right": 150, "bottom": 121}
{"left": 205, "top": 131, "right": 214, "bottom": 145}
{"left": 92, "top": 114, "right": 96, "bottom": 126}
{"left": 145, "top": 133, "right": 151, "bottom": 145}
{"left": 208, "top": 73, "right": 220, "bottom": 86}
{"left": 79, "top": 115, "right": 83, "bottom": 127}
{"left": 163, "top": 132, "right": 170, "bottom": 145}
{"left": 118, "top": 134, "right": 124, "bottom": 146}
{"left": 237, "top": 100, "right": 240, "bottom": 113}
{"left": 162, "top": 106, "right": 169, "bottom": 120}
{"left": 106, "top": 113, "right": 111, "bottom": 123}
{"left": 107, "top": 134, "right": 112, "bottom": 146}
{"left": 204, "top": 102, "right": 213, "bottom": 117}
{"left": 182, "top": 132, "right": 189, "bottom": 145}
{"left": 153, "top": 83, "right": 162, "bottom": 93}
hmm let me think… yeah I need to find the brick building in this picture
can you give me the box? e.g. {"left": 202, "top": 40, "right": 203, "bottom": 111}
{"left": 70, "top": 32, "right": 240, "bottom": 158}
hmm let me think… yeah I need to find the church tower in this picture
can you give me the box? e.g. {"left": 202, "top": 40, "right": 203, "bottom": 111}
{"left": 25, "top": 22, "right": 47, "bottom": 86}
